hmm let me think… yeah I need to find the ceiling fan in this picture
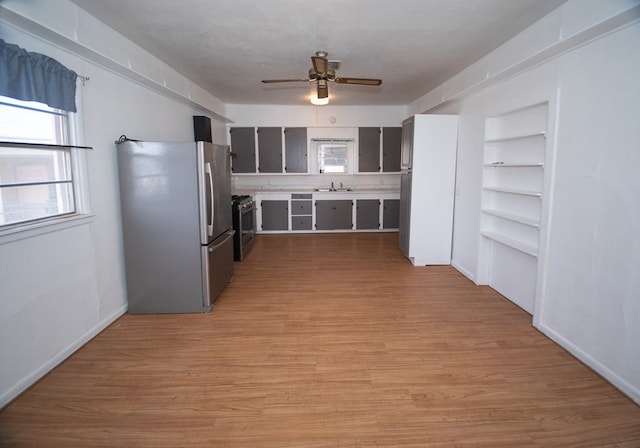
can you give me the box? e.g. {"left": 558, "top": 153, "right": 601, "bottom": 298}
{"left": 261, "top": 51, "right": 382, "bottom": 102}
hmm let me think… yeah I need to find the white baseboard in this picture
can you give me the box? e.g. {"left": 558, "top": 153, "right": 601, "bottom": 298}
{"left": 537, "top": 322, "right": 640, "bottom": 406}
{"left": 451, "top": 261, "right": 475, "bottom": 282}
{"left": 0, "top": 304, "right": 128, "bottom": 409}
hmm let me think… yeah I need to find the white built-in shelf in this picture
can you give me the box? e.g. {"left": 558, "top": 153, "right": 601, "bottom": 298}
{"left": 482, "top": 186, "right": 542, "bottom": 197}
{"left": 479, "top": 102, "right": 549, "bottom": 311}
{"left": 481, "top": 209, "right": 540, "bottom": 227}
{"left": 484, "top": 131, "right": 546, "bottom": 144}
{"left": 484, "top": 162, "right": 544, "bottom": 168}
{"left": 481, "top": 231, "right": 538, "bottom": 257}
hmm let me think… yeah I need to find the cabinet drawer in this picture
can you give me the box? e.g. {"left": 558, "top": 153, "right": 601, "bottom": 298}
{"left": 291, "top": 216, "right": 312, "bottom": 230}
{"left": 291, "top": 200, "right": 312, "bottom": 215}
{"left": 291, "top": 193, "right": 312, "bottom": 200}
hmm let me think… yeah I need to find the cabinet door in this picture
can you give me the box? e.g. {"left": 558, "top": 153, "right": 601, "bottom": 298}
{"left": 399, "top": 172, "right": 412, "bottom": 255}
{"left": 284, "top": 127, "right": 308, "bottom": 173}
{"left": 261, "top": 200, "right": 288, "bottom": 230}
{"left": 315, "top": 200, "right": 335, "bottom": 230}
{"left": 333, "top": 200, "right": 353, "bottom": 230}
{"left": 356, "top": 200, "right": 380, "bottom": 230}
{"left": 230, "top": 127, "right": 256, "bottom": 173}
{"left": 401, "top": 118, "right": 414, "bottom": 170}
{"left": 382, "top": 127, "right": 402, "bottom": 172}
{"left": 383, "top": 199, "right": 400, "bottom": 229}
{"left": 257, "top": 127, "right": 282, "bottom": 173}
{"left": 358, "top": 127, "right": 381, "bottom": 172}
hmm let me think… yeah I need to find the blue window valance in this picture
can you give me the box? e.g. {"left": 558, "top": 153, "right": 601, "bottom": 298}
{"left": 0, "top": 39, "right": 78, "bottom": 112}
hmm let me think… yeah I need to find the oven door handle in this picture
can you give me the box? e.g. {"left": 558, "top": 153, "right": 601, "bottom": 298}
{"left": 205, "top": 162, "right": 214, "bottom": 237}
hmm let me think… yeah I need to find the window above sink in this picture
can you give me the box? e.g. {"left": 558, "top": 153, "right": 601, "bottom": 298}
{"left": 312, "top": 139, "right": 355, "bottom": 175}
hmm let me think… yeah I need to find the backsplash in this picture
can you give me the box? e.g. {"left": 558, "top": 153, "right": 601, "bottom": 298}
{"left": 232, "top": 173, "right": 400, "bottom": 192}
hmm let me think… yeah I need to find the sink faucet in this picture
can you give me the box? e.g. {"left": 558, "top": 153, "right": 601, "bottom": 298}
{"left": 331, "top": 181, "right": 334, "bottom": 191}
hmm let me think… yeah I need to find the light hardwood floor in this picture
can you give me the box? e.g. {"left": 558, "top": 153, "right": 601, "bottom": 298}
{"left": 1, "top": 233, "right": 639, "bottom": 447}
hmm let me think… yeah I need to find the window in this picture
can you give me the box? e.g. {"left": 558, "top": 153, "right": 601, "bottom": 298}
{"left": 315, "top": 140, "right": 353, "bottom": 174}
{"left": 0, "top": 96, "right": 76, "bottom": 228}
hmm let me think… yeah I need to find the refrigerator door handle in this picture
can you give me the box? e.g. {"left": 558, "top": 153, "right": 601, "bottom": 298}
{"left": 205, "top": 162, "right": 215, "bottom": 237}
{"left": 208, "top": 230, "right": 235, "bottom": 252}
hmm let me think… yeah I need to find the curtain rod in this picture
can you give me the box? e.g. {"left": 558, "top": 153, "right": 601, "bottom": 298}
{"left": 0, "top": 141, "right": 93, "bottom": 150}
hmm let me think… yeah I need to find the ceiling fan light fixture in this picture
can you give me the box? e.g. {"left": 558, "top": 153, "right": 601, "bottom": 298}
{"left": 310, "top": 89, "right": 329, "bottom": 106}
{"left": 262, "top": 50, "right": 381, "bottom": 106}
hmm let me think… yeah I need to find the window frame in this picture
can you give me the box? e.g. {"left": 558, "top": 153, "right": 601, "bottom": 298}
{"left": 0, "top": 95, "right": 93, "bottom": 244}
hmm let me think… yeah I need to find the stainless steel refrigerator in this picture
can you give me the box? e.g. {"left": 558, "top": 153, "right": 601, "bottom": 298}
{"left": 116, "top": 140, "right": 234, "bottom": 313}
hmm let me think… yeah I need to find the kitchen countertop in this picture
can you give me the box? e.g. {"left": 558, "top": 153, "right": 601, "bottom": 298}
{"left": 233, "top": 188, "right": 400, "bottom": 196}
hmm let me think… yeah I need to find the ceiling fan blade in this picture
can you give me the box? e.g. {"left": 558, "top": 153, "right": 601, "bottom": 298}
{"left": 317, "top": 80, "right": 329, "bottom": 99}
{"left": 261, "top": 79, "right": 309, "bottom": 83}
{"left": 334, "top": 77, "right": 382, "bottom": 86}
{"left": 311, "top": 56, "right": 328, "bottom": 76}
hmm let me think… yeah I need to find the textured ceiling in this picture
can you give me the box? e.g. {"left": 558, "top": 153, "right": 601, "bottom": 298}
{"left": 69, "top": 0, "right": 567, "bottom": 106}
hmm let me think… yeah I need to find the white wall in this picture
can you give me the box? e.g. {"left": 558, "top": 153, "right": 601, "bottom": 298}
{"left": 411, "top": 0, "right": 640, "bottom": 403}
{"left": 226, "top": 104, "right": 407, "bottom": 128}
{"left": 540, "top": 21, "right": 640, "bottom": 401}
{"left": 0, "top": 0, "right": 228, "bottom": 407}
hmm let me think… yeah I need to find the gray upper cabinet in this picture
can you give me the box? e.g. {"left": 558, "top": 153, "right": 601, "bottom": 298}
{"left": 358, "top": 127, "right": 381, "bottom": 172}
{"left": 359, "top": 127, "right": 402, "bottom": 173}
{"left": 284, "top": 127, "right": 308, "bottom": 173}
{"left": 382, "top": 127, "right": 402, "bottom": 172}
{"left": 316, "top": 200, "right": 353, "bottom": 230}
{"left": 257, "top": 127, "right": 282, "bottom": 173}
{"left": 230, "top": 127, "right": 256, "bottom": 173}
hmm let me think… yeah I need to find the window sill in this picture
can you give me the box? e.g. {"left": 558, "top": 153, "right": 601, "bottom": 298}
{"left": 0, "top": 213, "right": 96, "bottom": 245}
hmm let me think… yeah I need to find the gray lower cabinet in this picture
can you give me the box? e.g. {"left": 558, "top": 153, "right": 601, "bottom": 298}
{"left": 284, "top": 128, "right": 308, "bottom": 173}
{"left": 291, "top": 215, "right": 312, "bottom": 230}
{"left": 257, "top": 127, "right": 282, "bottom": 173}
{"left": 383, "top": 199, "right": 400, "bottom": 229}
{"left": 291, "top": 200, "right": 312, "bottom": 215}
{"left": 291, "top": 193, "right": 312, "bottom": 230}
{"left": 261, "top": 200, "right": 288, "bottom": 231}
{"left": 230, "top": 127, "right": 256, "bottom": 173}
{"left": 315, "top": 200, "right": 353, "bottom": 230}
{"left": 356, "top": 199, "right": 380, "bottom": 230}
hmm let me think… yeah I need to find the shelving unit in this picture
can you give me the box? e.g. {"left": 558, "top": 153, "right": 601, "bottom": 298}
{"left": 479, "top": 102, "right": 549, "bottom": 313}
{"left": 481, "top": 209, "right": 539, "bottom": 227}
{"left": 484, "top": 162, "right": 543, "bottom": 167}
{"left": 482, "top": 186, "right": 542, "bottom": 197}
{"left": 480, "top": 231, "right": 537, "bottom": 257}
{"left": 484, "top": 131, "right": 546, "bottom": 143}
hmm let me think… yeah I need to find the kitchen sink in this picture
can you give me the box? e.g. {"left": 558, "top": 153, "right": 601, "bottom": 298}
{"left": 313, "top": 188, "right": 352, "bottom": 192}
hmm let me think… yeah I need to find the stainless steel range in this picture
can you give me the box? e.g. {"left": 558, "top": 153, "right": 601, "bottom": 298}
{"left": 231, "top": 195, "right": 256, "bottom": 261}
